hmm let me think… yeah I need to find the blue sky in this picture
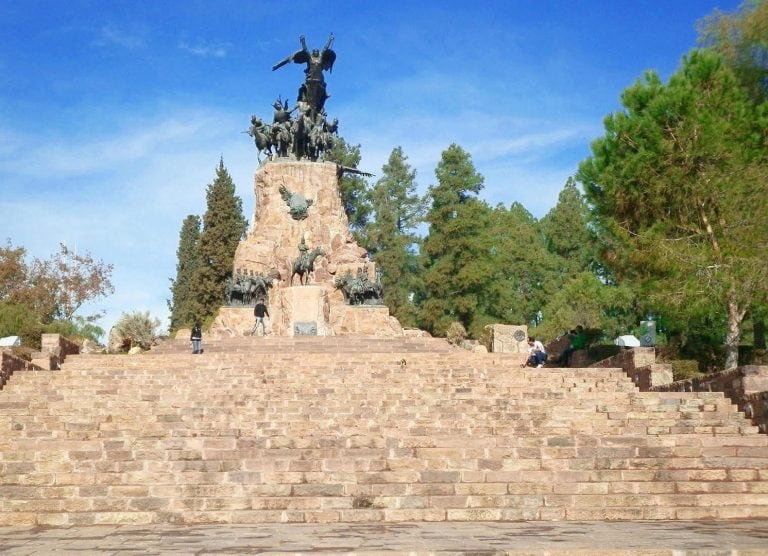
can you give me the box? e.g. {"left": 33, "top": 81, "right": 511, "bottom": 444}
{"left": 0, "top": 0, "right": 741, "bottom": 337}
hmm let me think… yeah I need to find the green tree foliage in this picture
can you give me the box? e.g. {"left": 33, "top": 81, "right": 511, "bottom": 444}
{"left": 45, "top": 317, "right": 105, "bottom": 345}
{"left": 539, "top": 177, "right": 597, "bottom": 274}
{"left": 190, "top": 159, "right": 247, "bottom": 322}
{"left": 0, "top": 301, "right": 44, "bottom": 347}
{"left": 481, "top": 203, "right": 560, "bottom": 329}
{"left": 325, "top": 137, "right": 372, "bottom": 236}
{"left": 534, "top": 272, "right": 636, "bottom": 341}
{"left": 698, "top": 0, "right": 768, "bottom": 102}
{"left": 168, "top": 215, "right": 201, "bottom": 331}
{"left": 700, "top": 0, "right": 768, "bottom": 349}
{"left": 0, "top": 240, "right": 113, "bottom": 347}
{"left": 364, "top": 147, "right": 427, "bottom": 327}
{"left": 0, "top": 240, "right": 113, "bottom": 323}
{"left": 114, "top": 310, "right": 161, "bottom": 350}
{"left": 578, "top": 50, "right": 768, "bottom": 369}
{"left": 418, "top": 144, "right": 496, "bottom": 337}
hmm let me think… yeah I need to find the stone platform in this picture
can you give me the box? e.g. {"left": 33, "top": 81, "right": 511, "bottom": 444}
{"left": 2, "top": 520, "right": 768, "bottom": 554}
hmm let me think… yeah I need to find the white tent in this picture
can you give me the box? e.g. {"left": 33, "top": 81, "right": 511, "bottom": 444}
{"left": 614, "top": 335, "right": 641, "bottom": 348}
{"left": 0, "top": 336, "right": 21, "bottom": 347}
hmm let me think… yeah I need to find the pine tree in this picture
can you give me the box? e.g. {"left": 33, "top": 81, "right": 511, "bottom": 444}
{"left": 365, "top": 147, "right": 427, "bottom": 327}
{"left": 539, "top": 177, "right": 597, "bottom": 274}
{"left": 484, "top": 202, "right": 561, "bottom": 329}
{"left": 418, "top": 144, "right": 494, "bottom": 337}
{"left": 578, "top": 50, "right": 768, "bottom": 369}
{"left": 698, "top": 0, "right": 768, "bottom": 103}
{"left": 168, "top": 214, "right": 201, "bottom": 331}
{"left": 190, "top": 159, "right": 247, "bottom": 322}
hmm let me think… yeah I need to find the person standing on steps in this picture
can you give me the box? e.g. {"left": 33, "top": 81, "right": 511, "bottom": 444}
{"left": 190, "top": 322, "right": 203, "bottom": 354}
{"left": 252, "top": 298, "right": 269, "bottom": 336}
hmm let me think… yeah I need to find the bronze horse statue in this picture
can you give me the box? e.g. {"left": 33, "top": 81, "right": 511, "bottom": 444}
{"left": 246, "top": 116, "right": 273, "bottom": 162}
{"left": 291, "top": 247, "right": 325, "bottom": 286}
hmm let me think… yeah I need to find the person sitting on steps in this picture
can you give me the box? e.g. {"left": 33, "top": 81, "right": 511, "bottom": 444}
{"left": 526, "top": 336, "right": 547, "bottom": 368}
{"left": 560, "top": 325, "right": 587, "bottom": 367}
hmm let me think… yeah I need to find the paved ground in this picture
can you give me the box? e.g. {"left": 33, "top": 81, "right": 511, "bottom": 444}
{"left": 2, "top": 521, "right": 768, "bottom": 555}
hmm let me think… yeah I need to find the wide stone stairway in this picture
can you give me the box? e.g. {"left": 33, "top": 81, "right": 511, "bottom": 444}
{"left": 2, "top": 336, "right": 768, "bottom": 527}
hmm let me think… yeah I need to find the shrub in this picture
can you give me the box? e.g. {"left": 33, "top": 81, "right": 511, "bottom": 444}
{"left": 0, "top": 301, "right": 44, "bottom": 349}
{"left": 113, "top": 311, "right": 161, "bottom": 350}
{"left": 670, "top": 360, "right": 702, "bottom": 382}
{"left": 446, "top": 321, "right": 467, "bottom": 346}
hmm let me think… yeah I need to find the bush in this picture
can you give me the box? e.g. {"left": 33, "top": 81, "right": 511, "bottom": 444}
{"left": 113, "top": 311, "right": 161, "bottom": 350}
{"left": 446, "top": 321, "right": 467, "bottom": 346}
{"left": 44, "top": 317, "right": 105, "bottom": 346}
{"left": 0, "top": 301, "right": 44, "bottom": 349}
{"left": 670, "top": 360, "right": 702, "bottom": 381}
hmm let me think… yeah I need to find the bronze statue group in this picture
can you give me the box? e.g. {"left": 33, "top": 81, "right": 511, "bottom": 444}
{"left": 248, "top": 34, "right": 339, "bottom": 162}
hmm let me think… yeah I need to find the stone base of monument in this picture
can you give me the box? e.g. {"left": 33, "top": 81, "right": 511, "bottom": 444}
{"left": 208, "top": 307, "right": 255, "bottom": 338}
{"left": 273, "top": 285, "right": 332, "bottom": 336}
{"left": 206, "top": 160, "right": 409, "bottom": 338}
{"left": 329, "top": 305, "right": 404, "bottom": 337}
{"left": 209, "top": 291, "right": 405, "bottom": 338}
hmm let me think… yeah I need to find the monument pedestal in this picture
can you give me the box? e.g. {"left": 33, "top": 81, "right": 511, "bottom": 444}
{"left": 273, "top": 285, "right": 331, "bottom": 336}
{"left": 209, "top": 160, "right": 407, "bottom": 338}
{"left": 209, "top": 307, "right": 255, "bottom": 338}
{"left": 330, "top": 305, "right": 404, "bottom": 337}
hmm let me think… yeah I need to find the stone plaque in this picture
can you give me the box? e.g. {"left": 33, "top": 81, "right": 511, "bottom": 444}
{"left": 487, "top": 324, "right": 528, "bottom": 353}
{"left": 294, "top": 321, "right": 318, "bottom": 336}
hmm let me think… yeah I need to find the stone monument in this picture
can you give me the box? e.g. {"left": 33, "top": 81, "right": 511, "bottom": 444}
{"left": 210, "top": 35, "right": 403, "bottom": 338}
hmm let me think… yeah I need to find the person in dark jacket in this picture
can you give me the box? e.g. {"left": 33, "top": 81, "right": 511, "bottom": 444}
{"left": 190, "top": 322, "right": 203, "bottom": 354}
{"left": 252, "top": 298, "right": 269, "bottom": 336}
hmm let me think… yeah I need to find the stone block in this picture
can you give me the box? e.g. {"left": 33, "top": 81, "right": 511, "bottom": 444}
{"left": 486, "top": 324, "right": 528, "bottom": 353}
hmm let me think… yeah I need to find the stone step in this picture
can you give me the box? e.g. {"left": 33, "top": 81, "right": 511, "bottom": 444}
{"left": 3, "top": 340, "right": 768, "bottom": 525}
{"left": 3, "top": 498, "right": 768, "bottom": 526}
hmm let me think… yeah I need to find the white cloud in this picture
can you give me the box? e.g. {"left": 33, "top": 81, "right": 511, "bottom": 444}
{"left": 0, "top": 106, "right": 260, "bottom": 339}
{"left": 93, "top": 24, "right": 145, "bottom": 50}
{"left": 0, "top": 113, "right": 238, "bottom": 179}
{"left": 178, "top": 40, "right": 231, "bottom": 58}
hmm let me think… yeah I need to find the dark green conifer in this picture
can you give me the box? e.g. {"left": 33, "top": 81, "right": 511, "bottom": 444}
{"left": 418, "top": 144, "right": 493, "bottom": 337}
{"left": 365, "top": 147, "right": 427, "bottom": 327}
{"left": 168, "top": 215, "right": 201, "bottom": 331}
{"left": 190, "top": 159, "right": 247, "bottom": 322}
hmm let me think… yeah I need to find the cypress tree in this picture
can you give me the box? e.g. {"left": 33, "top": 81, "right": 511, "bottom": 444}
{"left": 539, "top": 177, "right": 597, "bottom": 274}
{"left": 168, "top": 214, "right": 201, "bottom": 331}
{"left": 190, "top": 159, "right": 247, "bottom": 322}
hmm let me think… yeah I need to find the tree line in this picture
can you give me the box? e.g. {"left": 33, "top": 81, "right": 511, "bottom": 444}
{"left": 168, "top": 2, "right": 767, "bottom": 370}
{"left": 4, "top": 2, "right": 761, "bottom": 369}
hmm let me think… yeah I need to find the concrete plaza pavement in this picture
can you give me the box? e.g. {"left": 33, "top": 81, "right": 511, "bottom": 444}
{"left": 2, "top": 520, "right": 768, "bottom": 554}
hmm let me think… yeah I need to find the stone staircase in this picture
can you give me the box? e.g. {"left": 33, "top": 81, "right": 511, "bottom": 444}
{"left": 149, "top": 335, "right": 457, "bottom": 354}
{"left": 1, "top": 337, "right": 768, "bottom": 526}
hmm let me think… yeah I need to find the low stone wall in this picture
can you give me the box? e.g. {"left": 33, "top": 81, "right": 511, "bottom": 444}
{"left": 650, "top": 365, "right": 768, "bottom": 433}
{"left": 570, "top": 345, "right": 622, "bottom": 368}
{"left": 589, "top": 347, "right": 673, "bottom": 390}
{"left": 1, "top": 350, "right": 35, "bottom": 390}
{"left": 32, "top": 334, "right": 80, "bottom": 370}
{"left": 744, "top": 391, "right": 768, "bottom": 434}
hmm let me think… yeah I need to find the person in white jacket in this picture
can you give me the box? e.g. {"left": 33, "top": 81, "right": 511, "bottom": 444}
{"left": 526, "top": 337, "right": 547, "bottom": 368}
